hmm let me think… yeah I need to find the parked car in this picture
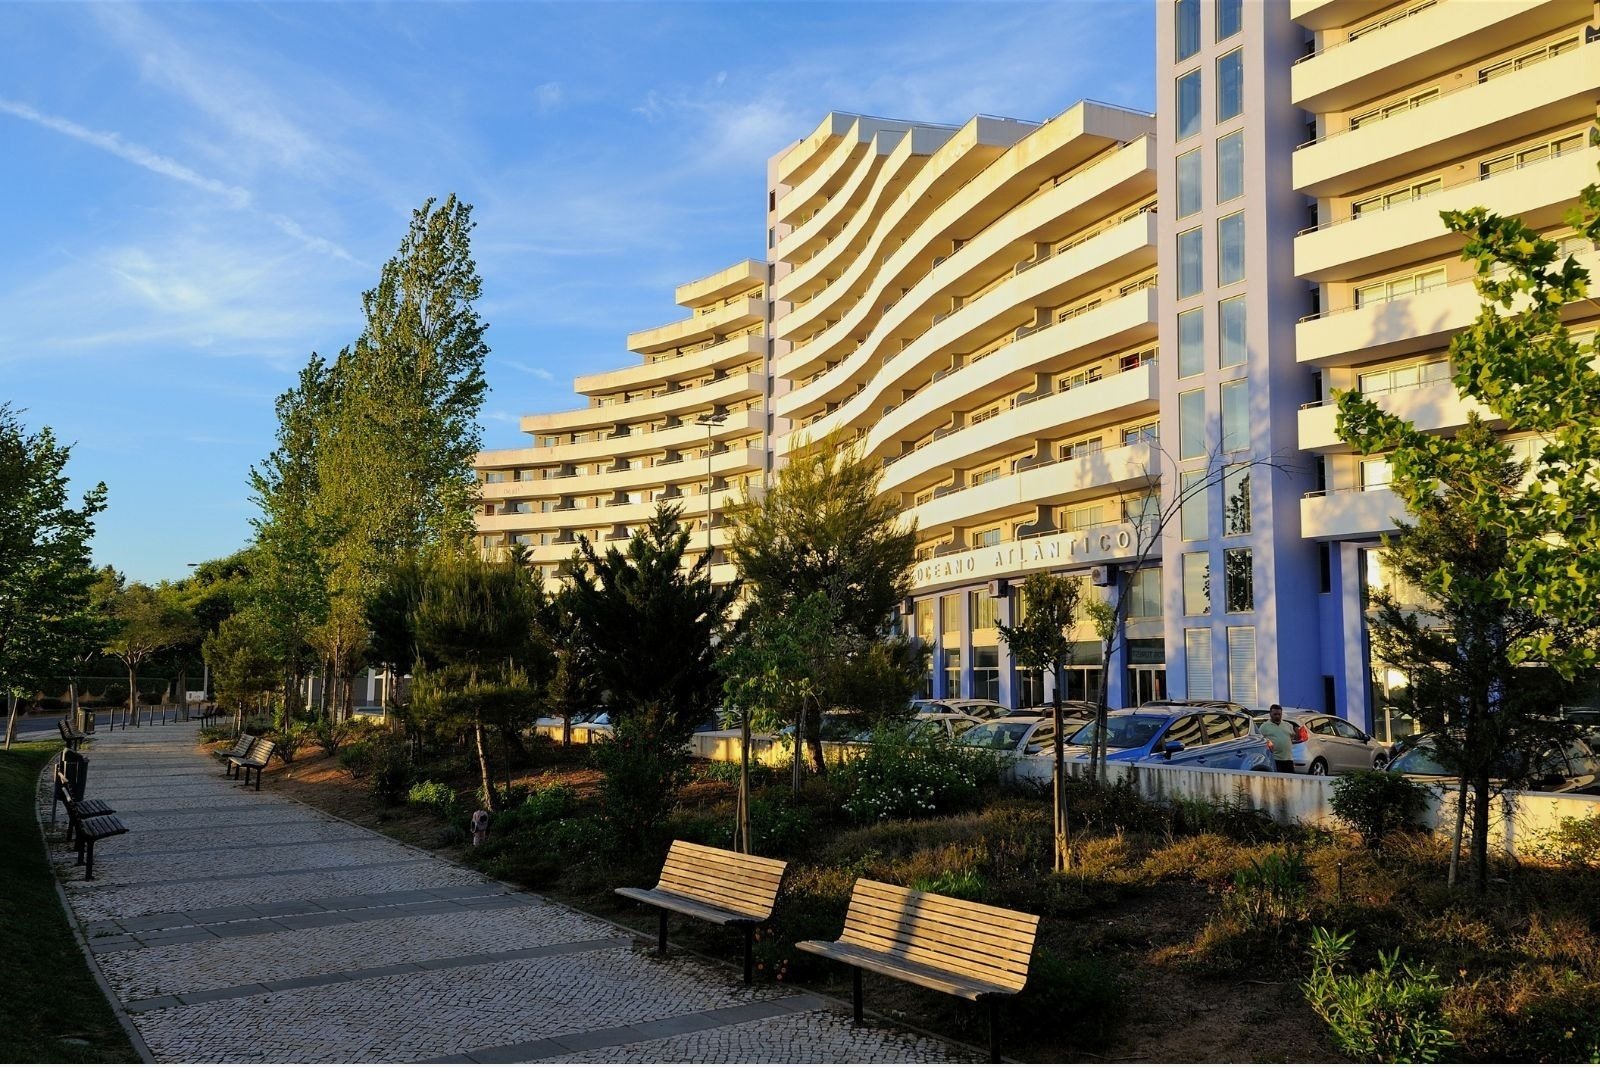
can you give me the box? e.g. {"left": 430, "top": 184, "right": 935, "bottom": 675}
{"left": 1018, "top": 699, "right": 1099, "bottom": 719}
{"left": 1065, "top": 707, "right": 1273, "bottom": 770}
{"left": 1141, "top": 698, "right": 1251, "bottom": 715}
{"left": 958, "top": 715, "right": 1088, "bottom": 758}
{"left": 911, "top": 698, "right": 1013, "bottom": 720}
{"left": 853, "top": 711, "right": 984, "bottom": 744}
{"left": 1250, "top": 710, "right": 1391, "bottom": 774}
{"left": 1386, "top": 734, "right": 1600, "bottom": 794}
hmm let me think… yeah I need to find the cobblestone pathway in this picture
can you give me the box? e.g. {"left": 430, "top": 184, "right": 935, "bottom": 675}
{"left": 40, "top": 722, "right": 975, "bottom": 1064}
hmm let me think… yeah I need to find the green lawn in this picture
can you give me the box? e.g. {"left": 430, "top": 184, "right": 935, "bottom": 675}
{"left": 0, "top": 742, "right": 137, "bottom": 1063}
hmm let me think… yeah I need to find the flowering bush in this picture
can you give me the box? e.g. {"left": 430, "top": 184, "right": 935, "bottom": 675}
{"left": 839, "top": 726, "right": 998, "bottom": 822}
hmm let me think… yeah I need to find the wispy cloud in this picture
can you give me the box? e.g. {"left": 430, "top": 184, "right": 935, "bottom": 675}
{"left": 533, "top": 82, "right": 563, "bottom": 114}
{"left": 501, "top": 359, "right": 556, "bottom": 382}
{"left": 0, "top": 97, "right": 251, "bottom": 207}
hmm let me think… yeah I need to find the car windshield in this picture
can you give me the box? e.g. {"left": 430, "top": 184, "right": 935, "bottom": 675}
{"left": 1387, "top": 740, "right": 1453, "bottom": 776}
{"left": 960, "top": 722, "right": 1032, "bottom": 749}
{"left": 1067, "top": 714, "right": 1168, "bottom": 750}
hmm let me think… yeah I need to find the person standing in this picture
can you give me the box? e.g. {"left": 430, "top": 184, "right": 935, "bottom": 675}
{"left": 1259, "top": 703, "right": 1296, "bottom": 774}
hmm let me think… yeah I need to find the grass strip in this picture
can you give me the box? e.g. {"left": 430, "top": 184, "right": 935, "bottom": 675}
{"left": 0, "top": 741, "right": 138, "bottom": 1063}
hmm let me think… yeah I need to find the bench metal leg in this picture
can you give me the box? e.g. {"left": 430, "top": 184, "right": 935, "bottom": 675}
{"left": 656, "top": 909, "right": 668, "bottom": 956}
{"left": 84, "top": 839, "right": 96, "bottom": 880}
{"left": 987, "top": 1000, "right": 1000, "bottom": 1062}
{"left": 852, "top": 966, "right": 863, "bottom": 1024}
{"left": 743, "top": 927, "right": 754, "bottom": 985}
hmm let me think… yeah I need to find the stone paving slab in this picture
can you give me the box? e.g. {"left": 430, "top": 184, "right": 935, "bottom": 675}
{"left": 41, "top": 721, "right": 971, "bottom": 1063}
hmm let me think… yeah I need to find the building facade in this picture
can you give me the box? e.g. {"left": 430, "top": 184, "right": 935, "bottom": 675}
{"left": 475, "top": 0, "right": 1600, "bottom": 738}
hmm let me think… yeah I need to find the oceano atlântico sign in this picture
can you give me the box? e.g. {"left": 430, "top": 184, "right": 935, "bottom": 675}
{"left": 912, "top": 522, "right": 1143, "bottom": 591}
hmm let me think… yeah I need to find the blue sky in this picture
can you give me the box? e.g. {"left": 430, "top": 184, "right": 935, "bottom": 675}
{"left": 1, "top": 1, "right": 1155, "bottom": 584}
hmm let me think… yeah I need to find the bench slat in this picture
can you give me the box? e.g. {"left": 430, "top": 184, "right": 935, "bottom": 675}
{"left": 796, "top": 939, "right": 1022, "bottom": 998}
{"left": 657, "top": 865, "right": 785, "bottom": 907}
{"left": 617, "top": 887, "right": 764, "bottom": 925}
{"left": 660, "top": 852, "right": 787, "bottom": 888}
{"left": 79, "top": 814, "right": 129, "bottom": 841}
{"left": 843, "top": 898, "right": 1038, "bottom": 964}
{"left": 835, "top": 930, "right": 1032, "bottom": 988}
{"left": 847, "top": 880, "right": 1040, "bottom": 935}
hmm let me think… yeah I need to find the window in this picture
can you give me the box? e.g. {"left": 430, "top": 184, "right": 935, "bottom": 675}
{"left": 1217, "top": 131, "right": 1244, "bottom": 203}
{"left": 970, "top": 589, "right": 1000, "bottom": 630}
{"left": 1480, "top": 36, "right": 1579, "bottom": 83}
{"left": 1164, "top": 715, "right": 1205, "bottom": 749}
{"left": 1063, "top": 504, "right": 1104, "bottom": 532}
{"left": 1216, "top": 49, "right": 1243, "bottom": 122}
{"left": 1126, "top": 567, "right": 1162, "bottom": 619}
{"left": 1179, "top": 389, "right": 1206, "bottom": 459}
{"left": 1319, "top": 543, "right": 1332, "bottom": 593}
{"left": 1123, "top": 422, "right": 1159, "bottom": 446}
{"left": 1203, "top": 712, "right": 1248, "bottom": 743}
{"left": 1181, "top": 470, "right": 1208, "bottom": 541}
{"left": 1176, "top": 70, "right": 1202, "bottom": 141}
{"left": 1348, "top": 0, "right": 1435, "bottom": 43}
{"left": 1218, "top": 212, "right": 1245, "bottom": 285}
{"left": 974, "top": 527, "right": 1003, "bottom": 548}
{"left": 1178, "top": 308, "right": 1204, "bottom": 377}
{"left": 1216, "top": 0, "right": 1242, "bottom": 40}
{"left": 915, "top": 601, "right": 934, "bottom": 645}
{"left": 1224, "top": 548, "right": 1253, "bottom": 612}
{"left": 1226, "top": 626, "right": 1257, "bottom": 705}
{"left": 1358, "top": 357, "right": 1450, "bottom": 395}
{"left": 1361, "top": 457, "right": 1392, "bottom": 490}
{"left": 1185, "top": 628, "right": 1214, "bottom": 698}
{"left": 1177, "top": 149, "right": 1202, "bottom": 218}
{"left": 1354, "top": 267, "right": 1446, "bottom": 308}
{"left": 1063, "top": 436, "right": 1104, "bottom": 460}
{"left": 972, "top": 646, "right": 1000, "bottom": 702}
{"left": 943, "top": 648, "right": 962, "bottom": 697}
{"left": 972, "top": 466, "right": 1002, "bottom": 486}
{"left": 1183, "top": 552, "right": 1211, "bottom": 615}
{"left": 1480, "top": 132, "right": 1587, "bottom": 178}
{"left": 1350, "top": 88, "right": 1438, "bottom": 130}
{"left": 1219, "top": 295, "right": 1246, "bottom": 367}
{"left": 1352, "top": 176, "right": 1442, "bottom": 217}
{"left": 1223, "top": 465, "right": 1251, "bottom": 535}
{"left": 1220, "top": 378, "right": 1249, "bottom": 452}
{"left": 1178, "top": 227, "right": 1204, "bottom": 298}
{"left": 1175, "top": 0, "right": 1200, "bottom": 60}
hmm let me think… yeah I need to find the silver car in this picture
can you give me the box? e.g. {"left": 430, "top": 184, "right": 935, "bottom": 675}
{"left": 1253, "top": 710, "right": 1390, "bottom": 774}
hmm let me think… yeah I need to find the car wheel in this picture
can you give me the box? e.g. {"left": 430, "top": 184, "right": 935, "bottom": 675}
{"left": 1309, "top": 757, "right": 1330, "bottom": 776}
{"left": 1372, "top": 752, "right": 1389, "bottom": 770}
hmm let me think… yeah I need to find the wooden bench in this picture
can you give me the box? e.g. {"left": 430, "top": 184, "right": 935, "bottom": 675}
{"left": 616, "top": 840, "right": 788, "bottom": 984}
{"left": 57, "top": 776, "right": 127, "bottom": 880}
{"left": 53, "top": 752, "right": 112, "bottom": 829}
{"left": 215, "top": 733, "right": 255, "bottom": 766}
{"left": 797, "top": 879, "right": 1040, "bottom": 1060}
{"left": 58, "top": 718, "right": 86, "bottom": 751}
{"left": 228, "top": 738, "right": 276, "bottom": 790}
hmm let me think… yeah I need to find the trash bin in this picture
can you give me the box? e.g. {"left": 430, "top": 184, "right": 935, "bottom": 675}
{"left": 78, "top": 707, "right": 95, "bottom": 734}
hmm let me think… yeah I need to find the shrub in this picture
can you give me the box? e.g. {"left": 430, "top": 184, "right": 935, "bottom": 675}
{"left": 366, "top": 733, "right": 415, "bottom": 804}
{"left": 1012, "top": 948, "right": 1124, "bottom": 1048}
{"left": 1330, "top": 770, "right": 1433, "bottom": 849}
{"left": 311, "top": 716, "right": 371, "bottom": 757}
{"left": 749, "top": 790, "right": 814, "bottom": 855}
{"left": 271, "top": 722, "right": 307, "bottom": 764}
{"left": 522, "top": 782, "right": 578, "bottom": 823}
{"left": 909, "top": 867, "right": 987, "bottom": 900}
{"left": 838, "top": 728, "right": 997, "bottom": 822}
{"left": 407, "top": 780, "right": 459, "bottom": 819}
{"left": 593, "top": 729, "right": 689, "bottom": 850}
{"left": 1228, "top": 848, "right": 1309, "bottom": 930}
{"left": 1528, "top": 811, "right": 1600, "bottom": 870}
{"left": 1304, "top": 927, "right": 1455, "bottom": 1063}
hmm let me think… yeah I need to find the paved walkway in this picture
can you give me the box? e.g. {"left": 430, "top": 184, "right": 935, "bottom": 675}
{"left": 39, "top": 722, "right": 973, "bottom": 1064}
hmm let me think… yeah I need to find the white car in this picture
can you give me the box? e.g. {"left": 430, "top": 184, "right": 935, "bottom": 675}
{"left": 1252, "top": 710, "right": 1391, "bottom": 774}
{"left": 957, "top": 715, "right": 1080, "bottom": 758}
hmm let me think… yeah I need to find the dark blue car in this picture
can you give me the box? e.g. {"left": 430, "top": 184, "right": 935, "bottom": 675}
{"left": 1065, "top": 707, "right": 1273, "bottom": 770}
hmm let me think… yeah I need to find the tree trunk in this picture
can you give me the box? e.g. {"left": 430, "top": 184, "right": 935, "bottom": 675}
{"left": 178, "top": 667, "right": 189, "bottom": 722}
{"left": 3, "top": 691, "right": 18, "bottom": 749}
{"left": 1447, "top": 773, "right": 1468, "bottom": 887}
{"left": 1471, "top": 773, "right": 1492, "bottom": 892}
{"left": 807, "top": 735, "right": 826, "bottom": 777}
{"left": 128, "top": 663, "right": 139, "bottom": 726}
{"left": 736, "top": 712, "right": 752, "bottom": 853}
{"left": 474, "top": 717, "right": 498, "bottom": 812}
{"left": 1052, "top": 670, "right": 1070, "bottom": 873}
{"left": 69, "top": 680, "right": 81, "bottom": 734}
{"left": 790, "top": 705, "right": 804, "bottom": 798}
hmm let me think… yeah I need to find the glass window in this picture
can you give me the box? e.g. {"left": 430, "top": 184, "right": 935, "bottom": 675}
{"left": 1224, "top": 548, "right": 1253, "bottom": 612}
{"left": 1223, "top": 465, "right": 1251, "bottom": 535}
{"left": 1176, "top": 70, "right": 1202, "bottom": 141}
{"left": 1127, "top": 567, "right": 1162, "bottom": 619}
{"left": 1181, "top": 469, "right": 1208, "bottom": 541}
{"left": 970, "top": 589, "right": 1000, "bottom": 631}
{"left": 972, "top": 646, "right": 1000, "bottom": 702}
{"left": 1176, "top": 0, "right": 1200, "bottom": 60}
{"left": 1219, "top": 295, "right": 1246, "bottom": 367}
{"left": 915, "top": 600, "right": 934, "bottom": 644}
{"left": 1221, "top": 378, "right": 1248, "bottom": 452}
{"left": 1177, "top": 149, "right": 1202, "bottom": 218}
{"left": 1164, "top": 715, "right": 1206, "bottom": 749}
{"left": 1217, "top": 131, "right": 1244, "bottom": 203}
{"left": 1178, "top": 308, "right": 1204, "bottom": 377}
{"left": 1183, "top": 552, "right": 1211, "bottom": 615}
{"left": 1218, "top": 212, "right": 1245, "bottom": 285}
{"left": 1178, "top": 227, "right": 1204, "bottom": 298}
{"left": 1217, "top": 49, "right": 1244, "bottom": 122}
{"left": 1179, "top": 388, "right": 1206, "bottom": 459}
{"left": 1217, "top": 0, "right": 1242, "bottom": 40}
{"left": 1226, "top": 626, "right": 1257, "bottom": 704}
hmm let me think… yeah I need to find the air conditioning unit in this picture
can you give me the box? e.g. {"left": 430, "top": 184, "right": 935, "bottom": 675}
{"left": 1090, "top": 565, "right": 1115, "bottom": 587}
{"left": 986, "top": 578, "right": 1010, "bottom": 599}
{"left": 899, "top": 598, "right": 915, "bottom": 616}
{"left": 1587, "top": 23, "right": 1600, "bottom": 44}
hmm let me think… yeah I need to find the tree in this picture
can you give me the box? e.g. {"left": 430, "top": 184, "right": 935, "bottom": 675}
{"left": 204, "top": 612, "right": 279, "bottom": 735}
{"left": 411, "top": 549, "right": 546, "bottom": 812}
{"left": 565, "top": 504, "right": 738, "bottom": 844}
{"left": 101, "top": 579, "right": 197, "bottom": 724}
{"left": 724, "top": 432, "right": 922, "bottom": 774}
{"left": 367, "top": 556, "right": 425, "bottom": 718}
{"left": 540, "top": 584, "right": 600, "bottom": 749}
{"left": 998, "top": 572, "right": 1083, "bottom": 873}
{"left": 0, "top": 405, "right": 107, "bottom": 745}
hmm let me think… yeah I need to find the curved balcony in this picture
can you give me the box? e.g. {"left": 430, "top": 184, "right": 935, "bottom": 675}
{"left": 1292, "top": 41, "right": 1600, "bottom": 198}
{"left": 1291, "top": 0, "right": 1581, "bottom": 113}
{"left": 479, "top": 486, "right": 748, "bottom": 538}
{"left": 772, "top": 129, "right": 918, "bottom": 267}
{"left": 1301, "top": 485, "right": 1404, "bottom": 540}
{"left": 573, "top": 333, "right": 764, "bottom": 395}
{"left": 488, "top": 445, "right": 765, "bottom": 502}
{"left": 776, "top": 136, "right": 1155, "bottom": 382}
{"left": 1298, "top": 381, "right": 1493, "bottom": 451}
{"left": 1295, "top": 145, "right": 1599, "bottom": 281}
{"left": 1296, "top": 246, "right": 1600, "bottom": 367}
{"left": 874, "top": 361, "right": 1158, "bottom": 496}
{"left": 675, "top": 260, "right": 764, "bottom": 309}
{"left": 626, "top": 296, "right": 764, "bottom": 355}
{"left": 492, "top": 408, "right": 762, "bottom": 468}
{"left": 776, "top": 120, "right": 910, "bottom": 225}
{"left": 520, "top": 372, "right": 763, "bottom": 434}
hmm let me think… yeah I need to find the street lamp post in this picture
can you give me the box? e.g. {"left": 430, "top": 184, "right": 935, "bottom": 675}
{"left": 695, "top": 413, "right": 726, "bottom": 575}
{"left": 696, "top": 413, "right": 746, "bottom": 851}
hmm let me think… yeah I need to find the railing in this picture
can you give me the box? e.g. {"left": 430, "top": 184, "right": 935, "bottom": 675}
{"left": 1292, "top": 0, "right": 1438, "bottom": 65}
